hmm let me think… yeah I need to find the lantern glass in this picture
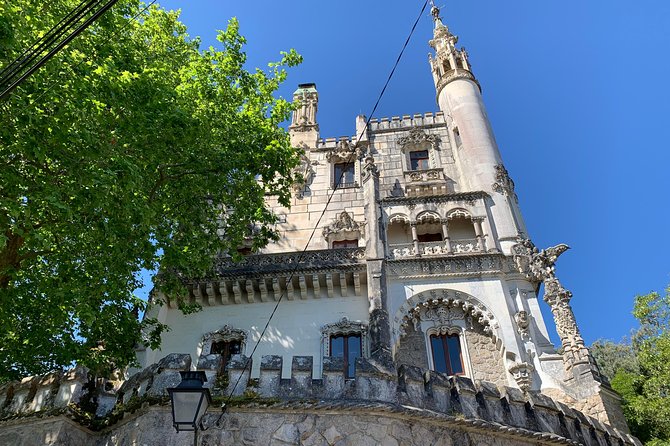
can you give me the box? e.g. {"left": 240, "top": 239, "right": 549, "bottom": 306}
{"left": 167, "top": 371, "right": 212, "bottom": 432}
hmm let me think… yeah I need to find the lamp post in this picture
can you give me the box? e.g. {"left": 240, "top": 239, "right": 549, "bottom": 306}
{"left": 167, "top": 371, "right": 212, "bottom": 445}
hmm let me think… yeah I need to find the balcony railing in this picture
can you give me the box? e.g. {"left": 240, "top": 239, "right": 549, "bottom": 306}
{"left": 388, "top": 238, "right": 482, "bottom": 259}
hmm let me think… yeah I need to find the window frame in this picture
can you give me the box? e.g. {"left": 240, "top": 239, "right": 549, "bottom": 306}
{"left": 429, "top": 332, "right": 465, "bottom": 376}
{"left": 321, "top": 317, "right": 369, "bottom": 379}
{"left": 409, "top": 149, "right": 430, "bottom": 171}
{"left": 329, "top": 333, "right": 362, "bottom": 379}
{"left": 424, "top": 325, "right": 472, "bottom": 378}
{"left": 333, "top": 162, "right": 357, "bottom": 189}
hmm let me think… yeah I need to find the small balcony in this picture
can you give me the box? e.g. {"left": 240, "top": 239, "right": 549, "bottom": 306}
{"left": 403, "top": 168, "right": 449, "bottom": 196}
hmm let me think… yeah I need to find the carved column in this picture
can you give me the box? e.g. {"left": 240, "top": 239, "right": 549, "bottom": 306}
{"left": 440, "top": 218, "right": 452, "bottom": 254}
{"left": 362, "top": 156, "right": 393, "bottom": 363}
{"left": 542, "top": 278, "right": 592, "bottom": 375}
{"left": 472, "top": 218, "right": 486, "bottom": 252}
{"left": 410, "top": 222, "right": 420, "bottom": 256}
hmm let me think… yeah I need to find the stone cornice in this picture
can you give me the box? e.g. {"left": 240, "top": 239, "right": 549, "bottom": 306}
{"left": 382, "top": 191, "right": 489, "bottom": 206}
{"left": 435, "top": 68, "right": 481, "bottom": 98}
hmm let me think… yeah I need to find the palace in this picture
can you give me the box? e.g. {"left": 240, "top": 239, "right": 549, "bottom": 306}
{"left": 0, "top": 5, "right": 636, "bottom": 445}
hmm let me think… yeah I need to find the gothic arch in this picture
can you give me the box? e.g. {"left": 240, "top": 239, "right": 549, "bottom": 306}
{"left": 388, "top": 213, "right": 410, "bottom": 225}
{"left": 393, "top": 289, "right": 501, "bottom": 350}
{"left": 446, "top": 208, "right": 472, "bottom": 220}
{"left": 416, "top": 211, "right": 442, "bottom": 224}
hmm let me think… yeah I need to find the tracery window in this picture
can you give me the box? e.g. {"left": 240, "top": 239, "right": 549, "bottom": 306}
{"left": 199, "top": 325, "right": 247, "bottom": 373}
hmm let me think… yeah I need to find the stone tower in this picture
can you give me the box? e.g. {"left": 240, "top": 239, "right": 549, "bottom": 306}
{"left": 0, "top": 7, "right": 636, "bottom": 445}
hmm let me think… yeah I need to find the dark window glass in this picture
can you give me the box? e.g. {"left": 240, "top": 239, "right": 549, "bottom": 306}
{"left": 211, "top": 339, "right": 242, "bottom": 372}
{"left": 330, "top": 334, "right": 362, "bottom": 379}
{"left": 332, "top": 239, "right": 358, "bottom": 248}
{"left": 417, "top": 232, "right": 442, "bottom": 242}
{"left": 453, "top": 127, "right": 462, "bottom": 147}
{"left": 334, "top": 163, "right": 356, "bottom": 188}
{"left": 409, "top": 150, "right": 430, "bottom": 170}
{"left": 430, "top": 333, "right": 464, "bottom": 376}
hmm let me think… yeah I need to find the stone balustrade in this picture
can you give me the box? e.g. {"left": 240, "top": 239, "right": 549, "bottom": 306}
{"left": 389, "top": 239, "right": 482, "bottom": 259}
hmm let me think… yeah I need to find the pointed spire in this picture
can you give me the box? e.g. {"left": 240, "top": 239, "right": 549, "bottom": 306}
{"left": 427, "top": 3, "right": 478, "bottom": 93}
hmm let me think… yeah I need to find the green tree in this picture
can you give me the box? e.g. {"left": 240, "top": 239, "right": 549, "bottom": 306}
{"left": 595, "top": 288, "right": 670, "bottom": 445}
{"left": 590, "top": 338, "right": 639, "bottom": 383}
{"left": 0, "top": 0, "right": 301, "bottom": 380}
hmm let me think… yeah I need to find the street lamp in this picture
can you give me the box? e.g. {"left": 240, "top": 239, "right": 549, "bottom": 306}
{"left": 167, "top": 371, "right": 212, "bottom": 433}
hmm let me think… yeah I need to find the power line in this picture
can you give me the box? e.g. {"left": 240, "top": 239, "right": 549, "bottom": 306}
{"left": 222, "top": 0, "right": 430, "bottom": 410}
{"left": 0, "top": 0, "right": 122, "bottom": 101}
{"left": 1, "top": 0, "right": 158, "bottom": 114}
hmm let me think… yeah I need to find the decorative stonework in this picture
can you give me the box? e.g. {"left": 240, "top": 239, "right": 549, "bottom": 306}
{"left": 514, "top": 311, "right": 531, "bottom": 339}
{"left": 322, "top": 211, "right": 365, "bottom": 242}
{"left": 362, "top": 154, "right": 379, "bottom": 182}
{"left": 512, "top": 238, "right": 569, "bottom": 283}
{"left": 512, "top": 238, "right": 592, "bottom": 373}
{"left": 292, "top": 151, "right": 315, "bottom": 199}
{"left": 387, "top": 254, "right": 507, "bottom": 279}
{"left": 325, "top": 139, "right": 360, "bottom": 163}
{"left": 201, "top": 325, "right": 248, "bottom": 356}
{"left": 492, "top": 164, "right": 518, "bottom": 202}
{"left": 397, "top": 127, "right": 441, "bottom": 152}
{"left": 321, "top": 317, "right": 369, "bottom": 357}
{"left": 509, "top": 361, "right": 535, "bottom": 392}
{"left": 394, "top": 289, "right": 499, "bottom": 343}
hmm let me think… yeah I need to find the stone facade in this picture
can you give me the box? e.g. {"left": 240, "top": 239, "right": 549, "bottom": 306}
{"left": 0, "top": 354, "right": 641, "bottom": 445}
{"left": 0, "top": 4, "right": 635, "bottom": 445}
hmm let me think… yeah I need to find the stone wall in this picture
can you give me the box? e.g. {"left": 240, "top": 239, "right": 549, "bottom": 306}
{"left": 464, "top": 324, "right": 507, "bottom": 387}
{"left": 395, "top": 323, "right": 429, "bottom": 370}
{"left": 0, "top": 354, "right": 640, "bottom": 446}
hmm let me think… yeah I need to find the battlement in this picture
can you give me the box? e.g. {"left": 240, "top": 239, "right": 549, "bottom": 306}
{"left": 0, "top": 354, "right": 639, "bottom": 446}
{"left": 367, "top": 111, "right": 446, "bottom": 132}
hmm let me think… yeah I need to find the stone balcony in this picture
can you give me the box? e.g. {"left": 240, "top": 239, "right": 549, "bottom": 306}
{"left": 389, "top": 238, "right": 483, "bottom": 259}
{"left": 403, "top": 168, "right": 449, "bottom": 196}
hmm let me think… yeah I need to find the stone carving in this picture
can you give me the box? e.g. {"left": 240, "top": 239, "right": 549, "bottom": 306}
{"left": 512, "top": 238, "right": 592, "bottom": 372}
{"left": 512, "top": 238, "right": 569, "bottom": 283}
{"left": 326, "top": 139, "right": 360, "bottom": 163}
{"left": 492, "top": 164, "right": 518, "bottom": 202}
{"left": 396, "top": 289, "right": 499, "bottom": 342}
{"left": 514, "top": 311, "right": 530, "bottom": 339}
{"left": 292, "top": 151, "right": 315, "bottom": 199}
{"left": 362, "top": 154, "right": 379, "bottom": 181}
{"left": 397, "top": 127, "right": 440, "bottom": 152}
{"left": 322, "top": 211, "right": 364, "bottom": 240}
{"left": 201, "top": 325, "right": 248, "bottom": 356}
{"left": 508, "top": 362, "right": 534, "bottom": 392}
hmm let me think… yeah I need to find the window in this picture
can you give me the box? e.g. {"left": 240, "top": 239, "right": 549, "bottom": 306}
{"left": 409, "top": 150, "right": 430, "bottom": 170}
{"left": 430, "top": 333, "right": 464, "bottom": 375}
{"left": 332, "top": 239, "right": 358, "bottom": 249}
{"left": 211, "top": 339, "right": 242, "bottom": 371}
{"left": 334, "top": 162, "right": 356, "bottom": 188}
{"left": 330, "top": 334, "right": 362, "bottom": 379}
{"left": 417, "top": 232, "right": 442, "bottom": 243}
{"left": 453, "top": 127, "right": 462, "bottom": 147}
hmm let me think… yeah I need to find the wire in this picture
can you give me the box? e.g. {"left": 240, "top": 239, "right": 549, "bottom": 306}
{"left": 0, "top": 0, "right": 120, "bottom": 100}
{"left": 223, "top": 0, "right": 430, "bottom": 406}
{"left": 1, "top": 0, "right": 157, "bottom": 114}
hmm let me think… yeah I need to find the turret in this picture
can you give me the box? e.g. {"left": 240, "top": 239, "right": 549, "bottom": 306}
{"left": 289, "top": 83, "right": 320, "bottom": 148}
{"left": 429, "top": 5, "right": 527, "bottom": 250}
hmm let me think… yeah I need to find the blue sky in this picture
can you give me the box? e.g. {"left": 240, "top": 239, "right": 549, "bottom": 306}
{"left": 151, "top": 0, "right": 670, "bottom": 346}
